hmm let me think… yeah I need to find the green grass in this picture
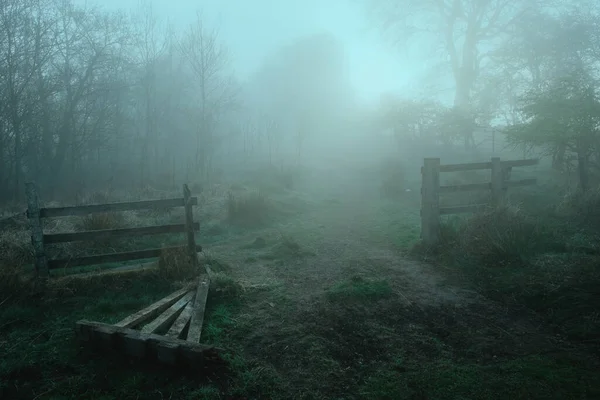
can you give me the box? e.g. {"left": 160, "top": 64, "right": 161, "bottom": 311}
{"left": 327, "top": 276, "right": 393, "bottom": 302}
{"left": 359, "top": 354, "right": 599, "bottom": 400}
{"left": 3, "top": 181, "right": 600, "bottom": 399}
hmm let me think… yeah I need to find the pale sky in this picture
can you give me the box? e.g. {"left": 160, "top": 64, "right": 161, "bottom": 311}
{"left": 75, "top": 0, "right": 425, "bottom": 104}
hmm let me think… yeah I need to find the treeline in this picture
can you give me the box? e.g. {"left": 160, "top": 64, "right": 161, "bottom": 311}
{"left": 374, "top": 1, "right": 600, "bottom": 188}
{"left": 0, "top": 0, "right": 239, "bottom": 201}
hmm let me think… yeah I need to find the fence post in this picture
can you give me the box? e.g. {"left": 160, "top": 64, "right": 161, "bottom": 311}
{"left": 490, "top": 157, "right": 504, "bottom": 206}
{"left": 421, "top": 158, "right": 440, "bottom": 246}
{"left": 25, "top": 182, "right": 49, "bottom": 279}
{"left": 183, "top": 184, "right": 199, "bottom": 270}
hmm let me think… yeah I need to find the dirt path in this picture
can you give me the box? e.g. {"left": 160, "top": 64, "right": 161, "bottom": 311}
{"left": 206, "top": 182, "right": 467, "bottom": 308}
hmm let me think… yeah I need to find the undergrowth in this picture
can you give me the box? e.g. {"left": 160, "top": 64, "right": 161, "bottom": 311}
{"left": 416, "top": 187, "right": 600, "bottom": 354}
{"left": 226, "top": 190, "right": 271, "bottom": 226}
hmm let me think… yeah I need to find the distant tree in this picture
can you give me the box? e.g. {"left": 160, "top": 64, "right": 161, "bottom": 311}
{"left": 248, "top": 32, "right": 355, "bottom": 163}
{"left": 365, "top": 0, "right": 542, "bottom": 149}
{"left": 178, "top": 12, "right": 239, "bottom": 182}
{"left": 506, "top": 70, "right": 600, "bottom": 190}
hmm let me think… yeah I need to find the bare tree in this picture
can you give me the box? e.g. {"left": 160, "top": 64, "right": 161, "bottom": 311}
{"left": 131, "top": 0, "right": 169, "bottom": 186}
{"left": 178, "top": 11, "right": 238, "bottom": 182}
{"left": 366, "top": 0, "right": 540, "bottom": 149}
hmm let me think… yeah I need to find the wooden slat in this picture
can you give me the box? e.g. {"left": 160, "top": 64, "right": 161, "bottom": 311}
{"left": 439, "top": 161, "right": 492, "bottom": 172}
{"left": 187, "top": 275, "right": 210, "bottom": 343}
{"left": 47, "top": 244, "right": 202, "bottom": 269}
{"left": 166, "top": 301, "right": 195, "bottom": 339}
{"left": 115, "top": 287, "right": 192, "bottom": 328}
{"left": 438, "top": 158, "right": 538, "bottom": 172}
{"left": 44, "top": 222, "right": 199, "bottom": 244}
{"left": 141, "top": 291, "right": 195, "bottom": 334}
{"left": 439, "top": 204, "right": 489, "bottom": 215}
{"left": 503, "top": 159, "right": 538, "bottom": 168}
{"left": 75, "top": 320, "right": 223, "bottom": 368}
{"left": 505, "top": 178, "right": 537, "bottom": 187}
{"left": 40, "top": 197, "right": 197, "bottom": 218}
{"left": 439, "top": 182, "right": 491, "bottom": 193}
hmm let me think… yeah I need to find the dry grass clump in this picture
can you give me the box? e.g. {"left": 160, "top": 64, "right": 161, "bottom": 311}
{"left": 556, "top": 186, "right": 600, "bottom": 230}
{"left": 76, "top": 212, "right": 126, "bottom": 231}
{"left": 379, "top": 157, "right": 407, "bottom": 199}
{"left": 226, "top": 190, "right": 271, "bottom": 226}
{"left": 439, "top": 204, "right": 559, "bottom": 267}
{"left": 0, "top": 229, "right": 35, "bottom": 300}
{"left": 157, "top": 246, "right": 198, "bottom": 281}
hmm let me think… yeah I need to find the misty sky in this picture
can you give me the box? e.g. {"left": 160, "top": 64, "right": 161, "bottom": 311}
{"left": 75, "top": 0, "right": 425, "bottom": 104}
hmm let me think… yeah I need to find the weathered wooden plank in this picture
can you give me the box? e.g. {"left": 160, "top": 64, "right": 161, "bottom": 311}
{"left": 505, "top": 178, "right": 537, "bottom": 187}
{"left": 503, "top": 159, "right": 538, "bottom": 168}
{"left": 439, "top": 182, "right": 491, "bottom": 193}
{"left": 438, "top": 158, "right": 538, "bottom": 172}
{"left": 115, "top": 287, "right": 192, "bottom": 328}
{"left": 491, "top": 157, "right": 504, "bottom": 205}
{"left": 166, "top": 300, "right": 195, "bottom": 339}
{"left": 439, "top": 161, "right": 492, "bottom": 172}
{"left": 439, "top": 204, "right": 489, "bottom": 215}
{"left": 187, "top": 275, "right": 210, "bottom": 343}
{"left": 75, "top": 320, "right": 223, "bottom": 367}
{"left": 48, "top": 244, "right": 202, "bottom": 269}
{"left": 141, "top": 291, "right": 195, "bottom": 334}
{"left": 40, "top": 197, "right": 197, "bottom": 218}
{"left": 25, "top": 182, "right": 49, "bottom": 278}
{"left": 183, "top": 184, "right": 199, "bottom": 270}
{"left": 421, "top": 158, "right": 441, "bottom": 246}
{"left": 44, "top": 222, "right": 199, "bottom": 244}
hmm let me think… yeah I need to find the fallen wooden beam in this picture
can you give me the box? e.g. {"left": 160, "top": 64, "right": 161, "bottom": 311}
{"left": 166, "top": 300, "right": 195, "bottom": 339}
{"left": 141, "top": 291, "right": 195, "bottom": 334}
{"left": 115, "top": 287, "right": 192, "bottom": 328}
{"left": 187, "top": 275, "right": 210, "bottom": 343}
{"left": 75, "top": 320, "right": 223, "bottom": 368}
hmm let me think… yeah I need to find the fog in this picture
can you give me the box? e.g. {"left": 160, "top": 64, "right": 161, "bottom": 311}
{"left": 2, "top": 1, "right": 600, "bottom": 398}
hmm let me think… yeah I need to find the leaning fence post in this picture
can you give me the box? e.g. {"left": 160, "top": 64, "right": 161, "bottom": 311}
{"left": 421, "top": 158, "right": 440, "bottom": 246}
{"left": 25, "top": 182, "right": 49, "bottom": 279}
{"left": 183, "top": 184, "right": 199, "bottom": 270}
{"left": 490, "top": 157, "right": 504, "bottom": 206}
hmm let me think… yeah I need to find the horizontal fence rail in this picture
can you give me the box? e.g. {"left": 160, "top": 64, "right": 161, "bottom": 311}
{"left": 437, "top": 158, "right": 538, "bottom": 172}
{"left": 38, "top": 197, "right": 197, "bottom": 218}
{"left": 43, "top": 222, "right": 200, "bottom": 244}
{"left": 420, "top": 157, "right": 538, "bottom": 246}
{"left": 26, "top": 183, "right": 201, "bottom": 278}
{"left": 48, "top": 244, "right": 203, "bottom": 270}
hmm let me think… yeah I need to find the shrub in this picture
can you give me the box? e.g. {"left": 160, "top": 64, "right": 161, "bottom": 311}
{"left": 226, "top": 190, "right": 270, "bottom": 226}
{"left": 556, "top": 186, "right": 600, "bottom": 230}
{"left": 438, "top": 204, "right": 562, "bottom": 267}
{"left": 379, "top": 157, "right": 406, "bottom": 199}
{"left": 158, "top": 246, "right": 198, "bottom": 281}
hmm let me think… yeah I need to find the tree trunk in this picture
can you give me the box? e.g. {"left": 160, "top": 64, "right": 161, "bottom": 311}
{"left": 576, "top": 137, "right": 589, "bottom": 192}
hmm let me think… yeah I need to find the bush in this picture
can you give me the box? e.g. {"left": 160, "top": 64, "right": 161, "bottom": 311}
{"left": 556, "top": 186, "right": 600, "bottom": 230}
{"left": 379, "top": 157, "right": 407, "bottom": 199}
{"left": 226, "top": 190, "right": 270, "bottom": 226}
{"left": 437, "top": 204, "right": 562, "bottom": 267}
{"left": 157, "top": 246, "right": 198, "bottom": 281}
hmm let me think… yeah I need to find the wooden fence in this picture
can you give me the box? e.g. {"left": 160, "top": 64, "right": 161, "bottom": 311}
{"left": 26, "top": 183, "right": 201, "bottom": 279}
{"left": 420, "top": 157, "right": 538, "bottom": 246}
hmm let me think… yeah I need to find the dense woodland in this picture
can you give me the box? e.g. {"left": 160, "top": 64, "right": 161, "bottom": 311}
{"left": 1, "top": 0, "right": 599, "bottom": 201}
